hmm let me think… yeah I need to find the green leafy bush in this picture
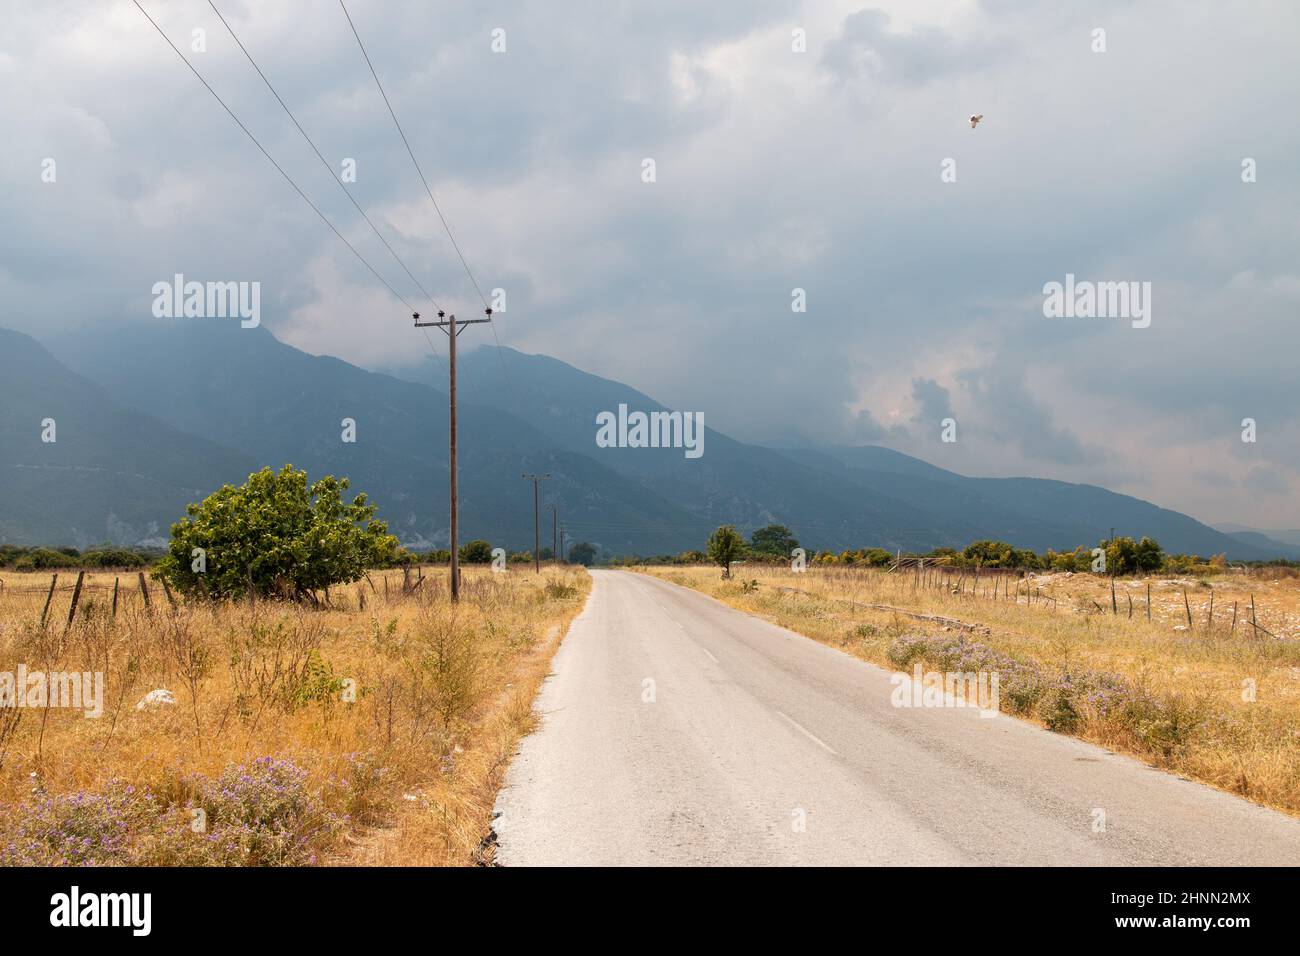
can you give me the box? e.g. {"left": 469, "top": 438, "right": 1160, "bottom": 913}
{"left": 156, "top": 465, "right": 399, "bottom": 602}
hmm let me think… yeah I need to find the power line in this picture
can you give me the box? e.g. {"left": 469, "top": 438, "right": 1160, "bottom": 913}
{"left": 208, "top": 0, "right": 440, "bottom": 313}
{"left": 337, "top": 0, "right": 488, "bottom": 309}
{"left": 131, "top": 0, "right": 417, "bottom": 315}
{"left": 337, "top": 0, "right": 533, "bottom": 601}
{"left": 204, "top": 0, "right": 446, "bottom": 375}
{"left": 336, "top": 0, "right": 517, "bottom": 406}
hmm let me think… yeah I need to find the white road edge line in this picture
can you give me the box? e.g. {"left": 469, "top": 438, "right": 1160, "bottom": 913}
{"left": 777, "top": 710, "right": 838, "bottom": 755}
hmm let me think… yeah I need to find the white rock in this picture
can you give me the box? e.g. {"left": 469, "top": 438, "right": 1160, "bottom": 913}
{"left": 135, "top": 688, "right": 177, "bottom": 710}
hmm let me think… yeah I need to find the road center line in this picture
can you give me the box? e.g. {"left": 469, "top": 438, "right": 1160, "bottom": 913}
{"left": 777, "top": 710, "right": 838, "bottom": 755}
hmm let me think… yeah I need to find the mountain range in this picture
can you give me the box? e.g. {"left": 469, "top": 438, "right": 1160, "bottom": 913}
{"left": 1, "top": 320, "right": 1294, "bottom": 561}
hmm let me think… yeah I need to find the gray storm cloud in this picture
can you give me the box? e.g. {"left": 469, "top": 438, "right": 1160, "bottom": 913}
{"left": 1, "top": 0, "right": 1298, "bottom": 527}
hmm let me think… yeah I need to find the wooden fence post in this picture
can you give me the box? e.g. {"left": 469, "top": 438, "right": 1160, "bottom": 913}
{"left": 112, "top": 576, "right": 120, "bottom": 618}
{"left": 40, "top": 572, "right": 59, "bottom": 627}
{"left": 65, "top": 570, "right": 86, "bottom": 630}
{"left": 138, "top": 572, "right": 152, "bottom": 609}
{"left": 1183, "top": 590, "right": 1193, "bottom": 629}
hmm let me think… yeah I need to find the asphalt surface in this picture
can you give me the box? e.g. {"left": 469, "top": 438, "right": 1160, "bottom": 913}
{"left": 492, "top": 570, "right": 1300, "bottom": 865}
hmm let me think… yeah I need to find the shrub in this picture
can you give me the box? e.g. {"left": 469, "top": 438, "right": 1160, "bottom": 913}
{"left": 180, "top": 757, "right": 339, "bottom": 866}
{"left": 885, "top": 633, "right": 1045, "bottom": 715}
{"left": 459, "top": 540, "right": 493, "bottom": 564}
{"left": 156, "top": 465, "right": 399, "bottom": 602}
{"left": 337, "top": 752, "right": 394, "bottom": 827}
{"left": 12, "top": 548, "right": 78, "bottom": 571}
{"left": 1040, "top": 684, "right": 1082, "bottom": 733}
{"left": 1124, "top": 693, "right": 1206, "bottom": 761}
{"left": 0, "top": 784, "right": 153, "bottom": 866}
{"left": 417, "top": 614, "right": 481, "bottom": 728}
{"left": 543, "top": 578, "right": 577, "bottom": 600}
{"left": 80, "top": 548, "right": 148, "bottom": 569}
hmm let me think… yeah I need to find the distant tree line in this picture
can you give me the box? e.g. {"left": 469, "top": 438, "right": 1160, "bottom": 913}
{"left": 389, "top": 539, "right": 598, "bottom": 567}
{"left": 0, "top": 544, "right": 155, "bottom": 571}
{"left": 608, "top": 525, "right": 1280, "bottom": 578}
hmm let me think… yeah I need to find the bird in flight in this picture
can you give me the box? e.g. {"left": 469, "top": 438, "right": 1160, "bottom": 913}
{"left": 969, "top": 113, "right": 983, "bottom": 129}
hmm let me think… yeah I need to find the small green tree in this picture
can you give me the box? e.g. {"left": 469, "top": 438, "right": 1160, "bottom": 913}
{"left": 459, "top": 539, "right": 494, "bottom": 564}
{"left": 156, "top": 465, "right": 398, "bottom": 602}
{"left": 963, "top": 540, "right": 1014, "bottom": 567}
{"left": 568, "top": 541, "right": 597, "bottom": 566}
{"left": 749, "top": 524, "right": 798, "bottom": 558}
{"left": 1101, "top": 535, "right": 1163, "bottom": 575}
{"left": 1135, "top": 536, "right": 1163, "bottom": 573}
{"left": 707, "top": 525, "right": 746, "bottom": 578}
{"left": 860, "top": 547, "right": 894, "bottom": 567}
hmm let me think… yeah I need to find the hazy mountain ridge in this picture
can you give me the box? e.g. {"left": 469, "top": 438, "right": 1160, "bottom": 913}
{"left": 0, "top": 328, "right": 256, "bottom": 547}
{"left": 0, "top": 322, "right": 1284, "bottom": 560}
{"left": 39, "top": 322, "right": 704, "bottom": 554}
{"left": 451, "top": 347, "right": 1284, "bottom": 559}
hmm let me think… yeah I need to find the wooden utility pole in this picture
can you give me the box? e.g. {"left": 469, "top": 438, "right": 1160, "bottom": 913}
{"left": 522, "top": 473, "right": 550, "bottom": 573}
{"left": 449, "top": 310, "right": 459, "bottom": 600}
{"left": 550, "top": 504, "right": 558, "bottom": 566}
{"left": 415, "top": 308, "right": 493, "bottom": 602}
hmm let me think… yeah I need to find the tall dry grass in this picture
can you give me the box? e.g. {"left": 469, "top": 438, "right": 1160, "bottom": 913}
{"left": 0, "top": 565, "right": 589, "bottom": 866}
{"left": 639, "top": 564, "right": 1300, "bottom": 817}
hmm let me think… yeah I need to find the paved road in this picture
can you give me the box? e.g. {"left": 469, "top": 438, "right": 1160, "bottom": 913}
{"left": 493, "top": 570, "right": 1300, "bottom": 865}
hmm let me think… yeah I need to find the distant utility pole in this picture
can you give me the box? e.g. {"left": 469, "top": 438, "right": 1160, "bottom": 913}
{"left": 414, "top": 308, "right": 493, "bottom": 602}
{"left": 522, "top": 473, "right": 550, "bottom": 573}
{"left": 550, "top": 504, "right": 558, "bottom": 566}
{"left": 559, "top": 523, "right": 567, "bottom": 566}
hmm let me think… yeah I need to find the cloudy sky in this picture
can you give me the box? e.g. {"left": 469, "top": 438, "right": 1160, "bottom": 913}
{"left": 3, "top": 0, "right": 1298, "bottom": 529}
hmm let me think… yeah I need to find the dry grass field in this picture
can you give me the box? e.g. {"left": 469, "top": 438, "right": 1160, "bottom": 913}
{"left": 0, "top": 564, "right": 589, "bottom": 866}
{"left": 638, "top": 564, "right": 1300, "bottom": 818}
